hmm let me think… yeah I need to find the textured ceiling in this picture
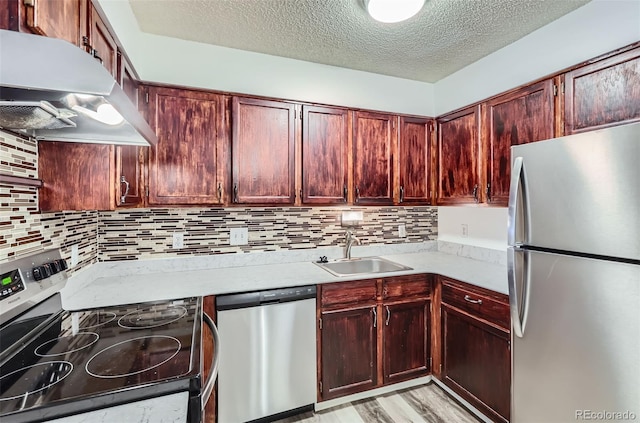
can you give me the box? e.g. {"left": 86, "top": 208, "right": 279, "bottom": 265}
{"left": 128, "top": 0, "right": 591, "bottom": 83}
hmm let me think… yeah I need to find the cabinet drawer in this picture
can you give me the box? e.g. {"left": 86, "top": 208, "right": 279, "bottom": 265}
{"left": 382, "top": 275, "right": 431, "bottom": 300}
{"left": 320, "top": 279, "right": 377, "bottom": 308}
{"left": 441, "top": 278, "right": 509, "bottom": 329}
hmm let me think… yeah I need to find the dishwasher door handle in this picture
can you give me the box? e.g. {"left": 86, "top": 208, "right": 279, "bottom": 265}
{"left": 202, "top": 312, "right": 219, "bottom": 410}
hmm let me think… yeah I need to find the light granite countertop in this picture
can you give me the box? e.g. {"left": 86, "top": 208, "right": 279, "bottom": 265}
{"left": 62, "top": 241, "right": 507, "bottom": 310}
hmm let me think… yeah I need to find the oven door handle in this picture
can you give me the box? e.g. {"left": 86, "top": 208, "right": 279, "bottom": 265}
{"left": 201, "top": 312, "right": 219, "bottom": 411}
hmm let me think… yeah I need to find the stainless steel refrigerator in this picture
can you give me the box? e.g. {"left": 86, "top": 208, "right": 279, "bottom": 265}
{"left": 508, "top": 122, "right": 640, "bottom": 422}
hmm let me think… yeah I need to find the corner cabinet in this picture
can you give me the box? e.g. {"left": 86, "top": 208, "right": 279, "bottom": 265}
{"left": 353, "top": 111, "right": 396, "bottom": 205}
{"left": 231, "top": 97, "right": 296, "bottom": 204}
{"left": 146, "top": 86, "right": 228, "bottom": 205}
{"left": 301, "top": 105, "right": 349, "bottom": 204}
{"left": 436, "top": 106, "right": 481, "bottom": 205}
{"left": 440, "top": 276, "right": 510, "bottom": 423}
{"left": 317, "top": 275, "right": 431, "bottom": 401}
{"left": 398, "top": 116, "right": 432, "bottom": 204}
{"left": 484, "top": 79, "right": 555, "bottom": 205}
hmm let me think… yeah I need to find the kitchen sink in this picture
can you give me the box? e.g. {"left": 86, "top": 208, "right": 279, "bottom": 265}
{"left": 314, "top": 257, "right": 413, "bottom": 277}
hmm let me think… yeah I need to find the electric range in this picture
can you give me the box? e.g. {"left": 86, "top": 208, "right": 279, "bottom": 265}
{"left": 0, "top": 250, "right": 207, "bottom": 423}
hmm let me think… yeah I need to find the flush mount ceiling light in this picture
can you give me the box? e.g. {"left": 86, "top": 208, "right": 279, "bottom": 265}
{"left": 364, "top": 0, "right": 426, "bottom": 23}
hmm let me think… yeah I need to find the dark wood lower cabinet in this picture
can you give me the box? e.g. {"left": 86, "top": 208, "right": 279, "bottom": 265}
{"left": 320, "top": 305, "right": 378, "bottom": 400}
{"left": 441, "top": 295, "right": 510, "bottom": 423}
{"left": 383, "top": 299, "right": 431, "bottom": 384}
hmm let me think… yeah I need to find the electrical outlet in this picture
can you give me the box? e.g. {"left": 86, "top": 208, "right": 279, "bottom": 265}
{"left": 71, "top": 244, "right": 79, "bottom": 267}
{"left": 172, "top": 232, "right": 185, "bottom": 249}
{"left": 398, "top": 224, "right": 407, "bottom": 238}
{"left": 230, "top": 228, "right": 249, "bottom": 245}
{"left": 461, "top": 223, "right": 469, "bottom": 238}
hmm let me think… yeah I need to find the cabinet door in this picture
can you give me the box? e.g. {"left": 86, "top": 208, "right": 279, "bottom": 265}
{"left": 118, "top": 53, "right": 138, "bottom": 106}
{"left": 485, "top": 80, "right": 555, "bottom": 206}
{"left": 399, "top": 117, "right": 431, "bottom": 204}
{"left": 38, "top": 142, "right": 115, "bottom": 211}
{"left": 437, "top": 106, "right": 481, "bottom": 205}
{"left": 302, "top": 105, "right": 348, "bottom": 204}
{"left": 147, "top": 86, "right": 227, "bottom": 205}
{"left": 232, "top": 97, "right": 296, "bottom": 204}
{"left": 24, "top": 0, "right": 87, "bottom": 46}
{"left": 565, "top": 46, "right": 640, "bottom": 134}
{"left": 115, "top": 146, "right": 143, "bottom": 207}
{"left": 442, "top": 305, "right": 510, "bottom": 423}
{"left": 88, "top": 4, "right": 117, "bottom": 78}
{"left": 383, "top": 299, "right": 430, "bottom": 384}
{"left": 353, "top": 111, "right": 396, "bottom": 204}
{"left": 320, "top": 305, "right": 377, "bottom": 400}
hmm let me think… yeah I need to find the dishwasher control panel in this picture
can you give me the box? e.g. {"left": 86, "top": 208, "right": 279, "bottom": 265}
{"left": 216, "top": 285, "right": 316, "bottom": 310}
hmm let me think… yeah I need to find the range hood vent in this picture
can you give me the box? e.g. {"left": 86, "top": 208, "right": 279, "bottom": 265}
{"left": 0, "top": 29, "right": 157, "bottom": 146}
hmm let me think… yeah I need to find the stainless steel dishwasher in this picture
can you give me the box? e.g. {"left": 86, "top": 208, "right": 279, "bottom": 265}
{"left": 216, "top": 285, "right": 317, "bottom": 423}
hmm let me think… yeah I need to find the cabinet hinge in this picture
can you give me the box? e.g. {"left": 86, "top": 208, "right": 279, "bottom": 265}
{"left": 145, "top": 92, "right": 149, "bottom": 104}
{"left": 319, "top": 381, "right": 323, "bottom": 393}
{"left": 319, "top": 318, "right": 322, "bottom": 330}
{"left": 300, "top": 110, "right": 303, "bottom": 119}
{"left": 560, "top": 82, "right": 565, "bottom": 94}
{"left": 553, "top": 84, "right": 558, "bottom": 96}
{"left": 439, "top": 363, "right": 442, "bottom": 372}
{"left": 428, "top": 357, "right": 432, "bottom": 370}
{"left": 24, "top": 0, "right": 35, "bottom": 6}
{"left": 145, "top": 186, "right": 149, "bottom": 197}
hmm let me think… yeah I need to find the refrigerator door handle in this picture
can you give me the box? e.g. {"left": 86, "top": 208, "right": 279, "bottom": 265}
{"left": 507, "top": 156, "right": 524, "bottom": 247}
{"left": 508, "top": 246, "right": 529, "bottom": 338}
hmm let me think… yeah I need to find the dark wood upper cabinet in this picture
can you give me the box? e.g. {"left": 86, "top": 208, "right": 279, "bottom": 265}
{"left": 232, "top": 97, "right": 296, "bottom": 204}
{"left": 88, "top": 4, "right": 117, "bottom": 78}
{"left": 319, "top": 305, "right": 378, "bottom": 401}
{"left": 353, "top": 111, "right": 396, "bottom": 205}
{"left": 399, "top": 117, "right": 432, "bottom": 204}
{"left": 39, "top": 141, "right": 115, "bottom": 211}
{"left": 484, "top": 79, "right": 555, "bottom": 205}
{"left": 23, "top": 0, "right": 87, "bottom": 46}
{"left": 383, "top": 299, "right": 430, "bottom": 384}
{"left": 118, "top": 53, "right": 138, "bottom": 106}
{"left": 147, "top": 86, "right": 228, "bottom": 205}
{"left": 564, "top": 46, "right": 640, "bottom": 134}
{"left": 437, "top": 106, "right": 481, "bottom": 205}
{"left": 302, "top": 105, "right": 349, "bottom": 204}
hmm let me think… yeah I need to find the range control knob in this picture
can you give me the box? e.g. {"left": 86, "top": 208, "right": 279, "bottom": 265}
{"left": 32, "top": 266, "right": 44, "bottom": 281}
{"left": 56, "top": 259, "right": 68, "bottom": 271}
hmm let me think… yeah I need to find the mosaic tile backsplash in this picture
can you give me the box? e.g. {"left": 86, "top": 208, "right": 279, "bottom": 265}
{"left": 2, "top": 130, "right": 438, "bottom": 268}
{"left": 98, "top": 206, "right": 437, "bottom": 261}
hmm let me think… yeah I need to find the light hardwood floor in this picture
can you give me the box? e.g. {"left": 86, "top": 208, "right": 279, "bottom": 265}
{"left": 274, "top": 383, "right": 481, "bottom": 423}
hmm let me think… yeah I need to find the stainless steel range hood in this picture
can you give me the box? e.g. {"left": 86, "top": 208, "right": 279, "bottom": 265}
{"left": 0, "top": 29, "right": 157, "bottom": 146}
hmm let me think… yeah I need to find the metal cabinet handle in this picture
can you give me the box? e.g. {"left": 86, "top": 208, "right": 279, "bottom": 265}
{"left": 472, "top": 184, "right": 479, "bottom": 203}
{"left": 355, "top": 186, "right": 360, "bottom": 203}
{"left": 385, "top": 305, "right": 390, "bottom": 326}
{"left": 486, "top": 183, "right": 491, "bottom": 203}
{"left": 372, "top": 307, "right": 377, "bottom": 328}
{"left": 217, "top": 183, "right": 222, "bottom": 202}
{"left": 233, "top": 183, "right": 238, "bottom": 203}
{"left": 399, "top": 186, "right": 404, "bottom": 203}
{"left": 343, "top": 185, "right": 348, "bottom": 202}
{"left": 201, "top": 312, "right": 219, "bottom": 410}
{"left": 120, "top": 175, "right": 130, "bottom": 204}
{"left": 464, "top": 295, "right": 483, "bottom": 305}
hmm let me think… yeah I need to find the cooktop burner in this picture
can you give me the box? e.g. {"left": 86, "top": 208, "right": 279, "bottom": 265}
{"left": 0, "top": 361, "right": 73, "bottom": 402}
{"left": 118, "top": 305, "right": 188, "bottom": 329}
{"left": 34, "top": 332, "right": 99, "bottom": 357}
{"left": 0, "top": 297, "right": 201, "bottom": 422}
{"left": 86, "top": 335, "right": 182, "bottom": 378}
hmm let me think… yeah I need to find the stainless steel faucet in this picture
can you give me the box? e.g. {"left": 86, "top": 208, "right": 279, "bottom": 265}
{"left": 345, "top": 230, "right": 361, "bottom": 259}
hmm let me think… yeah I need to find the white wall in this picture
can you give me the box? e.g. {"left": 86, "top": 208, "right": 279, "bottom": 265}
{"left": 434, "top": 0, "right": 640, "bottom": 115}
{"left": 95, "top": 0, "right": 435, "bottom": 117}
{"left": 438, "top": 207, "right": 508, "bottom": 250}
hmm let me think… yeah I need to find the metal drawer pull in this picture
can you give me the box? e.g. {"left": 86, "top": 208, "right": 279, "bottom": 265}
{"left": 385, "top": 305, "right": 390, "bottom": 326}
{"left": 372, "top": 307, "right": 377, "bottom": 327}
{"left": 464, "top": 295, "right": 483, "bottom": 305}
{"left": 120, "top": 175, "right": 130, "bottom": 204}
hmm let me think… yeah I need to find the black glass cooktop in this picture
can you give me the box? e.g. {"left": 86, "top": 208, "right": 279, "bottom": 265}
{"left": 0, "top": 297, "right": 202, "bottom": 422}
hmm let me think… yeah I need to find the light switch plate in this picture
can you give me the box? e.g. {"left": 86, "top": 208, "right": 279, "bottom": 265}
{"left": 70, "top": 244, "right": 79, "bottom": 267}
{"left": 172, "top": 232, "right": 185, "bottom": 249}
{"left": 398, "top": 224, "right": 407, "bottom": 238}
{"left": 230, "top": 228, "right": 249, "bottom": 245}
